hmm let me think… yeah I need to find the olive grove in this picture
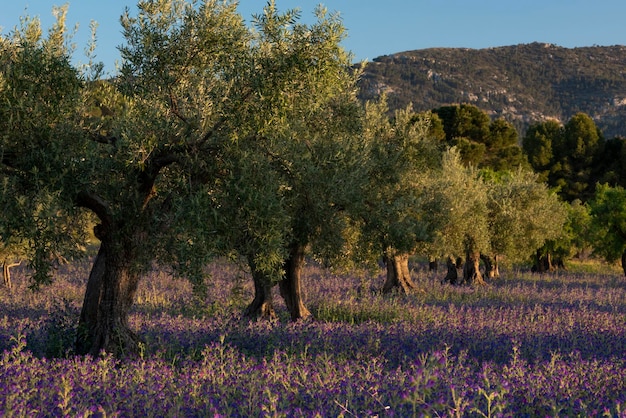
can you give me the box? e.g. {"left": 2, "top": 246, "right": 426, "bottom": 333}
{"left": 2, "top": 0, "right": 605, "bottom": 361}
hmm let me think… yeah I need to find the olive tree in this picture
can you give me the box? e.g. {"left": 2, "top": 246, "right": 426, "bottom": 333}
{"left": 1, "top": 8, "right": 92, "bottom": 290}
{"left": 225, "top": 3, "right": 367, "bottom": 320}
{"left": 482, "top": 169, "right": 568, "bottom": 279}
{"left": 1, "top": 1, "right": 245, "bottom": 356}
{"left": 428, "top": 148, "right": 490, "bottom": 285}
{"left": 531, "top": 199, "right": 593, "bottom": 272}
{"left": 357, "top": 99, "right": 441, "bottom": 293}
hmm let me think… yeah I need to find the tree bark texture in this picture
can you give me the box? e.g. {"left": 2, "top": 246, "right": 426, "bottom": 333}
{"left": 1, "top": 263, "right": 7, "bottom": 288}
{"left": 76, "top": 245, "right": 106, "bottom": 355}
{"left": 382, "top": 252, "right": 419, "bottom": 294}
{"left": 481, "top": 254, "right": 500, "bottom": 280}
{"left": 244, "top": 256, "right": 277, "bottom": 319}
{"left": 463, "top": 250, "right": 486, "bottom": 286}
{"left": 76, "top": 235, "right": 143, "bottom": 357}
{"left": 279, "top": 243, "right": 311, "bottom": 320}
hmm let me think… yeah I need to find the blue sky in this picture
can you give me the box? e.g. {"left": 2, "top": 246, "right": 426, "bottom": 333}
{"left": 2, "top": 1, "right": 626, "bottom": 76}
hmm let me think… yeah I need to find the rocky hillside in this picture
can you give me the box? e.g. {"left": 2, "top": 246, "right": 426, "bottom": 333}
{"left": 357, "top": 42, "right": 626, "bottom": 137}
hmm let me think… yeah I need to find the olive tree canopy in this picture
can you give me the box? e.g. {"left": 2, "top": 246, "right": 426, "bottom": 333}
{"left": 483, "top": 168, "right": 568, "bottom": 278}
{"left": 357, "top": 99, "right": 442, "bottom": 293}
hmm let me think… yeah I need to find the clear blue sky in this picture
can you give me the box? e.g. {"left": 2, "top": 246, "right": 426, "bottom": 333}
{"left": 2, "top": 1, "right": 626, "bottom": 76}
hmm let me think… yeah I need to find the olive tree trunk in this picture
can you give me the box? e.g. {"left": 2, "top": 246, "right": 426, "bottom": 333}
{"left": 481, "top": 254, "right": 500, "bottom": 280}
{"left": 76, "top": 232, "right": 143, "bottom": 357}
{"left": 244, "top": 256, "right": 277, "bottom": 319}
{"left": 382, "top": 251, "right": 419, "bottom": 294}
{"left": 463, "top": 250, "right": 486, "bottom": 286}
{"left": 279, "top": 243, "right": 311, "bottom": 320}
{"left": 532, "top": 249, "right": 555, "bottom": 273}
{"left": 428, "top": 255, "right": 438, "bottom": 272}
{"left": 441, "top": 255, "right": 460, "bottom": 285}
{"left": 75, "top": 245, "right": 106, "bottom": 355}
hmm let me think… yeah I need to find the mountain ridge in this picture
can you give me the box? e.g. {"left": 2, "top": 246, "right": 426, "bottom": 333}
{"left": 357, "top": 42, "right": 626, "bottom": 137}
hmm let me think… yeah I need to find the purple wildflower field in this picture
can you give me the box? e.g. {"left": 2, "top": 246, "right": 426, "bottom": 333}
{"left": 1, "top": 259, "right": 626, "bottom": 417}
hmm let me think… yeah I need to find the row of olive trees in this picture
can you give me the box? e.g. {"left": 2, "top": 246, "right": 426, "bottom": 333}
{"left": 0, "top": 0, "right": 612, "bottom": 358}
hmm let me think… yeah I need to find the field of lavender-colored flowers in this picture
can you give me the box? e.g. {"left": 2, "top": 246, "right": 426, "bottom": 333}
{"left": 1, "top": 258, "right": 626, "bottom": 417}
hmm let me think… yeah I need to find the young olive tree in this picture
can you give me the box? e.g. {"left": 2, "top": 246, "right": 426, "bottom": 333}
{"left": 482, "top": 169, "right": 568, "bottom": 279}
{"left": 358, "top": 98, "right": 442, "bottom": 293}
{"left": 429, "top": 148, "right": 490, "bottom": 285}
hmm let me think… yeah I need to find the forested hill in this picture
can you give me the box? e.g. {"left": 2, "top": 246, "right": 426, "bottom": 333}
{"left": 357, "top": 42, "right": 626, "bottom": 137}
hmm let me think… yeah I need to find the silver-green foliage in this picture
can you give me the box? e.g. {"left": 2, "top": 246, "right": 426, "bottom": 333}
{"left": 357, "top": 97, "right": 441, "bottom": 261}
{"left": 486, "top": 169, "right": 567, "bottom": 264}
{"left": 0, "top": 7, "right": 90, "bottom": 286}
{"left": 427, "top": 148, "right": 490, "bottom": 259}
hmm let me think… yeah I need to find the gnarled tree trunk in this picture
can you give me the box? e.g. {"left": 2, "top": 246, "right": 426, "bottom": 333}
{"left": 481, "top": 254, "right": 500, "bottom": 280}
{"left": 463, "top": 250, "right": 486, "bottom": 286}
{"left": 244, "top": 255, "right": 277, "bottom": 319}
{"left": 279, "top": 243, "right": 310, "bottom": 321}
{"left": 382, "top": 251, "right": 419, "bottom": 294}
{"left": 76, "top": 228, "right": 143, "bottom": 357}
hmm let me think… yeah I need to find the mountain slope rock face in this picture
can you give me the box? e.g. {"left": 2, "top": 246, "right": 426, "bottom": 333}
{"left": 358, "top": 43, "right": 626, "bottom": 137}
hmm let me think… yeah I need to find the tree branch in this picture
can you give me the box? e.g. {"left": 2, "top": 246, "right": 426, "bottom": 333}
{"left": 136, "top": 149, "right": 186, "bottom": 211}
{"left": 76, "top": 191, "right": 112, "bottom": 228}
{"left": 168, "top": 90, "right": 189, "bottom": 125}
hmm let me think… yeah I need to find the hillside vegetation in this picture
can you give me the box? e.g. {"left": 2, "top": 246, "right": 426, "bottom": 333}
{"left": 358, "top": 43, "right": 626, "bottom": 137}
